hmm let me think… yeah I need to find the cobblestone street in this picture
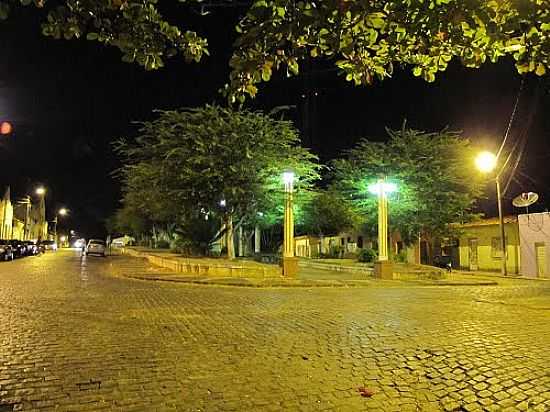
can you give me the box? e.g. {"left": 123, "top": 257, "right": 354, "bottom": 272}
{"left": 0, "top": 250, "right": 549, "bottom": 411}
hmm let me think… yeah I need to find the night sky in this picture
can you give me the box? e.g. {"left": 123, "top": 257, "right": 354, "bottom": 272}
{"left": 1, "top": 5, "right": 549, "bottom": 238}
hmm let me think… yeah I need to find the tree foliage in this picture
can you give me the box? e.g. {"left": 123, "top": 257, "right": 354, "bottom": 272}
{"left": 3, "top": 1, "right": 549, "bottom": 100}
{"left": 230, "top": 0, "right": 550, "bottom": 100}
{"left": 114, "top": 105, "right": 320, "bottom": 256}
{"left": 332, "top": 127, "right": 485, "bottom": 244}
{"left": 299, "top": 189, "right": 359, "bottom": 237}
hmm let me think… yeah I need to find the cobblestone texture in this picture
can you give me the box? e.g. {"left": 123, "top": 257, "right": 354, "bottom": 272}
{"left": 0, "top": 250, "right": 549, "bottom": 411}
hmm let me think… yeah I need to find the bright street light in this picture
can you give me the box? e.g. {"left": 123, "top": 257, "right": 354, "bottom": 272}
{"left": 475, "top": 151, "right": 497, "bottom": 173}
{"left": 35, "top": 187, "right": 46, "bottom": 196}
{"left": 368, "top": 181, "right": 398, "bottom": 195}
{"left": 282, "top": 171, "right": 295, "bottom": 186}
{"left": 475, "top": 150, "right": 507, "bottom": 276}
{"left": 58, "top": 208, "right": 68, "bottom": 216}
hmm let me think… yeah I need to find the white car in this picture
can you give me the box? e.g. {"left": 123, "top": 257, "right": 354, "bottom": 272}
{"left": 85, "top": 239, "right": 106, "bottom": 257}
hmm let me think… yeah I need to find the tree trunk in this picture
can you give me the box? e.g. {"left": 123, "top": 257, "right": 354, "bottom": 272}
{"left": 254, "top": 225, "right": 261, "bottom": 254}
{"left": 226, "top": 214, "right": 235, "bottom": 260}
{"left": 238, "top": 225, "right": 244, "bottom": 257}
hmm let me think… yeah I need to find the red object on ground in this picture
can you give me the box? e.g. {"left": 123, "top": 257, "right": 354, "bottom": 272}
{"left": 357, "top": 387, "right": 375, "bottom": 397}
{"left": 0, "top": 121, "right": 12, "bottom": 135}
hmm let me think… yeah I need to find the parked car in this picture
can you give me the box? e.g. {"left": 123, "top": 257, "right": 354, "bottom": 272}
{"left": 85, "top": 239, "right": 106, "bottom": 257}
{"left": 40, "top": 240, "right": 58, "bottom": 251}
{"left": 0, "top": 240, "right": 14, "bottom": 261}
{"left": 8, "top": 240, "right": 26, "bottom": 258}
{"left": 22, "top": 241, "right": 39, "bottom": 256}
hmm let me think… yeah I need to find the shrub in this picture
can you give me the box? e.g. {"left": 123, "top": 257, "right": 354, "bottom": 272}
{"left": 394, "top": 249, "right": 408, "bottom": 263}
{"left": 358, "top": 248, "right": 377, "bottom": 263}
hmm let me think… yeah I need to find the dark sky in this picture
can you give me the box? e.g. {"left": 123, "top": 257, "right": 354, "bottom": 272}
{"left": 1, "top": 5, "right": 549, "bottom": 237}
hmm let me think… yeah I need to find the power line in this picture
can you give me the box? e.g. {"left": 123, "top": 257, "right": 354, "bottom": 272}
{"left": 502, "top": 80, "right": 541, "bottom": 195}
{"left": 496, "top": 77, "right": 525, "bottom": 162}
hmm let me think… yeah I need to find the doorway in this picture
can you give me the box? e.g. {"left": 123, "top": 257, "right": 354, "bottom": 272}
{"left": 535, "top": 242, "right": 546, "bottom": 277}
{"left": 468, "top": 238, "right": 479, "bottom": 271}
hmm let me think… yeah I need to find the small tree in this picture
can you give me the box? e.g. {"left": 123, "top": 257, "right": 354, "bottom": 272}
{"left": 299, "top": 190, "right": 359, "bottom": 254}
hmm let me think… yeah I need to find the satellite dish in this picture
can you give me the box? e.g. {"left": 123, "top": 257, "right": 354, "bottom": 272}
{"left": 512, "top": 192, "right": 539, "bottom": 208}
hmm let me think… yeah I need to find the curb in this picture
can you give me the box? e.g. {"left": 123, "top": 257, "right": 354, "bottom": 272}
{"left": 118, "top": 273, "right": 498, "bottom": 289}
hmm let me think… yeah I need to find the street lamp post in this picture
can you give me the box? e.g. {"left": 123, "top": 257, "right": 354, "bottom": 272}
{"left": 54, "top": 208, "right": 68, "bottom": 245}
{"left": 476, "top": 151, "right": 507, "bottom": 276}
{"left": 282, "top": 171, "right": 298, "bottom": 277}
{"left": 369, "top": 178, "right": 397, "bottom": 279}
{"left": 35, "top": 187, "right": 46, "bottom": 241}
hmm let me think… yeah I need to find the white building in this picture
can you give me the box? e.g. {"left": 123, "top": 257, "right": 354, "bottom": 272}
{"left": 518, "top": 212, "right": 550, "bottom": 278}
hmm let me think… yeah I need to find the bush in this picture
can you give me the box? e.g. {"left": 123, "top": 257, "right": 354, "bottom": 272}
{"left": 155, "top": 239, "right": 170, "bottom": 249}
{"left": 358, "top": 248, "right": 377, "bottom": 263}
{"left": 394, "top": 249, "right": 408, "bottom": 263}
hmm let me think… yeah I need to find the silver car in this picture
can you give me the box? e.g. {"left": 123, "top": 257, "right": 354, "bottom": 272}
{"left": 85, "top": 239, "right": 106, "bottom": 257}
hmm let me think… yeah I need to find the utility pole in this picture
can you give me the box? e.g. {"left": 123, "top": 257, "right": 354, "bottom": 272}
{"left": 496, "top": 177, "right": 507, "bottom": 276}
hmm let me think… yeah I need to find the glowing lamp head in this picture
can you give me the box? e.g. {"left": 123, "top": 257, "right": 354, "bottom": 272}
{"left": 219, "top": 199, "right": 226, "bottom": 207}
{"left": 58, "top": 208, "right": 68, "bottom": 216}
{"left": 35, "top": 187, "right": 46, "bottom": 196}
{"left": 475, "top": 151, "right": 497, "bottom": 173}
{"left": 0, "top": 121, "right": 12, "bottom": 135}
{"left": 368, "top": 182, "right": 398, "bottom": 195}
{"left": 282, "top": 171, "right": 295, "bottom": 185}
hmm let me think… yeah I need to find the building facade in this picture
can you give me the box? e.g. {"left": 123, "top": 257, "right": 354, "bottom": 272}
{"left": 0, "top": 186, "right": 47, "bottom": 241}
{"left": 456, "top": 217, "right": 520, "bottom": 274}
{"left": 518, "top": 213, "right": 550, "bottom": 278}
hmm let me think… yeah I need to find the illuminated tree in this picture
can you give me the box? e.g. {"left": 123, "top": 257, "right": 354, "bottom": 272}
{"left": 332, "top": 126, "right": 485, "bottom": 243}
{"left": 115, "top": 105, "right": 320, "bottom": 258}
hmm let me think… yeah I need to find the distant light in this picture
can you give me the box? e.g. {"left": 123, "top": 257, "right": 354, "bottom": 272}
{"left": 35, "top": 187, "right": 46, "bottom": 196}
{"left": 0, "top": 121, "right": 12, "bottom": 135}
{"left": 70, "top": 230, "right": 76, "bottom": 235}
{"left": 368, "top": 182, "right": 398, "bottom": 195}
{"left": 60, "top": 236, "right": 67, "bottom": 242}
{"left": 219, "top": 199, "right": 226, "bottom": 207}
{"left": 282, "top": 171, "right": 295, "bottom": 185}
{"left": 258, "top": 212, "right": 264, "bottom": 217}
{"left": 475, "top": 151, "right": 497, "bottom": 173}
{"left": 58, "top": 208, "right": 68, "bottom": 216}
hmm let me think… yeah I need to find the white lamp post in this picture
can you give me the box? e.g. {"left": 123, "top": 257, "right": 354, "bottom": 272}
{"left": 282, "top": 171, "right": 298, "bottom": 277}
{"left": 368, "top": 178, "right": 397, "bottom": 278}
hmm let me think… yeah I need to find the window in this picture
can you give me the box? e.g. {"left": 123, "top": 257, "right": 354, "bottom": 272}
{"left": 491, "top": 237, "right": 507, "bottom": 258}
{"left": 341, "top": 238, "right": 345, "bottom": 245}
{"left": 357, "top": 236, "right": 363, "bottom": 248}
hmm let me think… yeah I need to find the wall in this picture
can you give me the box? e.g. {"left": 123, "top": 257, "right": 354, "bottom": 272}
{"left": 119, "top": 247, "right": 282, "bottom": 278}
{"left": 0, "top": 199, "right": 13, "bottom": 239}
{"left": 518, "top": 213, "right": 550, "bottom": 278}
{"left": 457, "top": 221, "right": 519, "bottom": 274}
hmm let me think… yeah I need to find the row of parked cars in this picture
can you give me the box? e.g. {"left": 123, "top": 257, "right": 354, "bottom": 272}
{"left": 0, "top": 239, "right": 57, "bottom": 261}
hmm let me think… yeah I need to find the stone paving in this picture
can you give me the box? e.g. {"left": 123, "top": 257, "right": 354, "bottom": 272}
{"left": 0, "top": 250, "right": 549, "bottom": 411}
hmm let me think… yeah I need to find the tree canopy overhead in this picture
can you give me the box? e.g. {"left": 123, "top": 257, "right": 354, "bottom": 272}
{"left": 3, "top": 0, "right": 549, "bottom": 100}
{"left": 331, "top": 126, "right": 486, "bottom": 243}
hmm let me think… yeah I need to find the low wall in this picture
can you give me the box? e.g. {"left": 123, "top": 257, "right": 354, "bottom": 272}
{"left": 298, "top": 260, "right": 373, "bottom": 275}
{"left": 118, "top": 247, "right": 282, "bottom": 279}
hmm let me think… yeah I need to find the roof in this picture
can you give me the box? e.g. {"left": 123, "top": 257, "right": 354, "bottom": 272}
{"left": 456, "top": 216, "right": 517, "bottom": 228}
